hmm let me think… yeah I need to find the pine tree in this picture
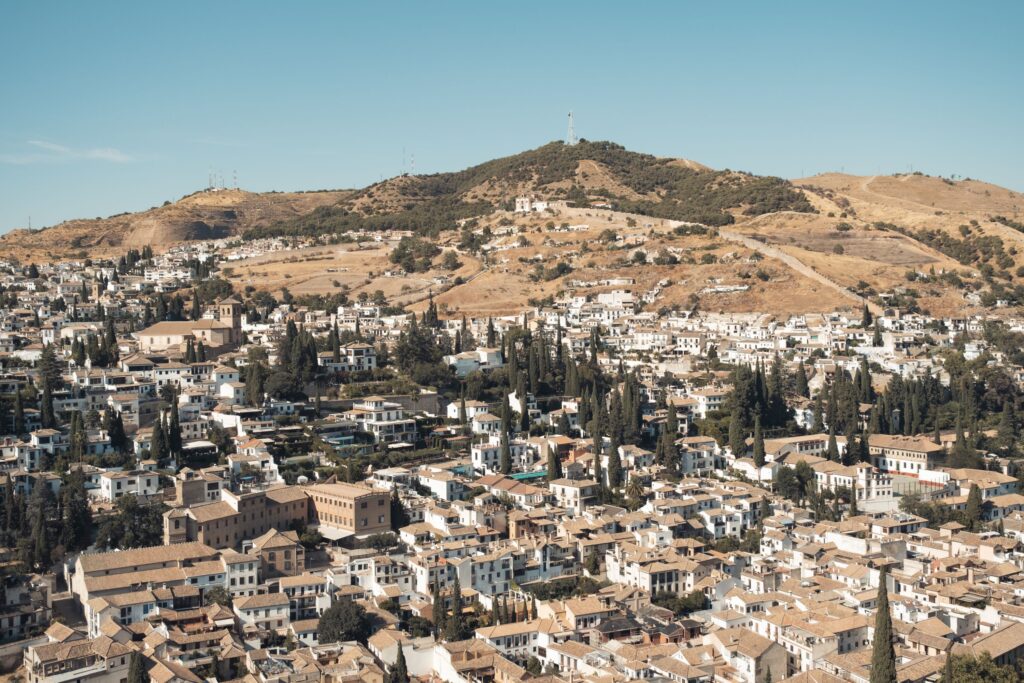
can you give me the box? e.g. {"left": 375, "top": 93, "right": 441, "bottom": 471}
{"left": 870, "top": 566, "right": 897, "bottom": 683}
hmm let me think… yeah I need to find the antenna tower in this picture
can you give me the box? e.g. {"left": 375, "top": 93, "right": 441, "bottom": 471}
{"left": 567, "top": 111, "right": 577, "bottom": 146}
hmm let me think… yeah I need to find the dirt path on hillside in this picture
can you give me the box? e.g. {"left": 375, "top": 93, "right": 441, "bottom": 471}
{"left": 718, "top": 228, "right": 883, "bottom": 316}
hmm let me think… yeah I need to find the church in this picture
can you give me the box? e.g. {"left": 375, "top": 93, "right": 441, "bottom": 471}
{"left": 135, "top": 297, "right": 243, "bottom": 354}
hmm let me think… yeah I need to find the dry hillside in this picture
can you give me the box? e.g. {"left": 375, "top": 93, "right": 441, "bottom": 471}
{"left": 0, "top": 188, "right": 351, "bottom": 261}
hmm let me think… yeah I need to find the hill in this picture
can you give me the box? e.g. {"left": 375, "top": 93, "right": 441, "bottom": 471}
{"left": 243, "top": 140, "right": 813, "bottom": 240}
{"left": 0, "top": 188, "right": 352, "bottom": 261}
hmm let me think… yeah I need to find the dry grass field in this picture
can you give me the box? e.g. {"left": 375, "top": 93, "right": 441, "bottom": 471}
{"left": 223, "top": 242, "right": 483, "bottom": 306}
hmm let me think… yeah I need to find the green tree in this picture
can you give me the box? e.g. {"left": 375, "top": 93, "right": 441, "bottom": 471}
{"left": 964, "top": 483, "right": 982, "bottom": 531}
{"left": 390, "top": 486, "right": 410, "bottom": 531}
{"left": 870, "top": 566, "right": 897, "bottom": 683}
{"left": 127, "top": 652, "right": 148, "bottom": 683}
{"left": 728, "top": 409, "right": 745, "bottom": 457}
{"left": 498, "top": 431, "right": 511, "bottom": 475}
{"left": 204, "top": 585, "right": 232, "bottom": 607}
{"left": 444, "top": 574, "right": 468, "bottom": 641}
{"left": 431, "top": 582, "right": 446, "bottom": 636}
{"left": 948, "top": 653, "right": 1018, "bottom": 683}
{"left": 391, "top": 644, "right": 410, "bottom": 683}
{"left": 60, "top": 469, "right": 92, "bottom": 551}
{"left": 546, "top": 445, "right": 562, "bottom": 481}
{"left": 318, "top": 599, "right": 371, "bottom": 644}
{"left": 95, "top": 495, "right": 165, "bottom": 549}
{"left": 752, "top": 416, "right": 765, "bottom": 468}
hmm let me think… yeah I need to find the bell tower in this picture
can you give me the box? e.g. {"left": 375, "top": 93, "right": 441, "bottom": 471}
{"left": 218, "top": 297, "right": 243, "bottom": 346}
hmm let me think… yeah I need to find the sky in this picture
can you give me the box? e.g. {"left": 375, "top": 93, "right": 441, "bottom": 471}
{"left": 1, "top": 1, "right": 1022, "bottom": 233}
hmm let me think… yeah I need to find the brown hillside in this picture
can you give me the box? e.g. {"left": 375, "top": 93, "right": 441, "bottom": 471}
{"left": 0, "top": 188, "right": 351, "bottom": 261}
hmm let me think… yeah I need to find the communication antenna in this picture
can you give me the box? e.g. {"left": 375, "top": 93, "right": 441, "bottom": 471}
{"left": 233, "top": 170, "right": 238, "bottom": 189}
{"left": 567, "top": 111, "right": 577, "bottom": 146}
{"left": 411, "top": 153, "right": 415, "bottom": 176}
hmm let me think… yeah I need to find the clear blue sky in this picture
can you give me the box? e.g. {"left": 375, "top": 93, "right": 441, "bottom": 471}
{"left": 2, "top": 1, "right": 1022, "bottom": 233}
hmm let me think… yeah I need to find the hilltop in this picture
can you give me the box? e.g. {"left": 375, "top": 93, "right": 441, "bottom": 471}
{"left": 242, "top": 140, "right": 813, "bottom": 240}
{"left": 0, "top": 188, "right": 351, "bottom": 261}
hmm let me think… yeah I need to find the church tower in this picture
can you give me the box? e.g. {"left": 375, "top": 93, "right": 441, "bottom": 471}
{"left": 218, "top": 297, "right": 243, "bottom": 346}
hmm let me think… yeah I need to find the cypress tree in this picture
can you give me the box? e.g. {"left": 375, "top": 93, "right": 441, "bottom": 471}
{"left": 392, "top": 644, "right": 410, "bottom": 683}
{"left": 964, "top": 484, "right": 982, "bottom": 531}
{"left": 13, "top": 391, "right": 24, "bottom": 435}
{"left": 127, "top": 653, "right": 147, "bottom": 683}
{"left": 795, "top": 363, "right": 809, "bottom": 398}
{"left": 870, "top": 566, "right": 897, "bottom": 683}
{"left": 752, "top": 415, "right": 765, "bottom": 468}
{"left": 728, "top": 409, "right": 745, "bottom": 457}
{"left": 499, "top": 431, "right": 511, "bottom": 475}
{"left": 666, "top": 401, "right": 678, "bottom": 435}
{"left": 607, "top": 434, "right": 622, "bottom": 489}
{"left": 444, "top": 575, "right": 465, "bottom": 641}
{"left": 151, "top": 417, "right": 168, "bottom": 463}
{"left": 431, "top": 581, "right": 446, "bottom": 636}
{"left": 826, "top": 424, "right": 839, "bottom": 462}
{"left": 546, "top": 445, "right": 562, "bottom": 481}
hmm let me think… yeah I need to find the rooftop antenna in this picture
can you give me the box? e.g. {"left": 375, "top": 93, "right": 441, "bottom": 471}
{"left": 567, "top": 111, "right": 577, "bottom": 146}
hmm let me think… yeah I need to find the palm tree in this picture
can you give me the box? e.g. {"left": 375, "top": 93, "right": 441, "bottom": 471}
{"left": 625, "top": 477, "right": 644, "bottom": 509}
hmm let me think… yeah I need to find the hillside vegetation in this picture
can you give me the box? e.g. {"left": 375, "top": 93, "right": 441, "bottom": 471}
{"left": 243, "top": 141, "right": 813, "bottom": 239}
